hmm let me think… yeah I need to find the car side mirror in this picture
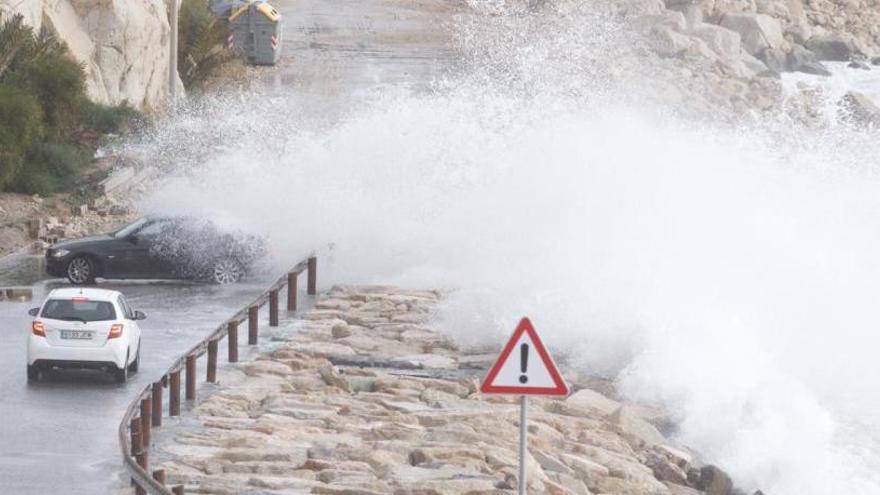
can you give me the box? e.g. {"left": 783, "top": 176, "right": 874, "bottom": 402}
{"left": 127, "top": 234, "right": 139, "bottom": 244}
{"left": 134, "top": 310, "right": 147, "bottom": 320}
{"left": 28, "top": 308, "right": 39, "bottom": 317}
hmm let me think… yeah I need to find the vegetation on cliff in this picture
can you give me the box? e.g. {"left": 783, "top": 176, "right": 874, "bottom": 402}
{"left": 0, "top": 14, "right": 140, "bottom": 195}
{"left": 178, "top": 0, "right": 233, "bottom": 90}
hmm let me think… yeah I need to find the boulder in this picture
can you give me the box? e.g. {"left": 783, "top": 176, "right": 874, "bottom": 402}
{"left": 797, "top": 61, "right": 832, "bottom": 76}
{"left": 719, "top": 13, "right": 785, "bottom": 55}
{"left": 332, "top": 323, "right": 353, "bottom": 339}
{"left": 787, "top": 44, "right": 818, "bottom": 70}
{"left": 848, "top": 60, "right": 871, "bottom": 71}
{"left": 759, "top": 47, "right": 788, "bottom": 72}
{"left": 689, "top": 23, "right": 743, "bottom": 60}
{"left": 698, "top": 465, "right": 733, "bottom": 495}
{"left": 609, "top": 406, "right": 666, "bottom": 446}
{"left": 840, "top": 91, "right": 880, "bottom": 127}
{"left": 564, "top": 388, "right": 622, "bottom": 416}
{"left": 650, "top": 25, "right": 697, "bottom": 57}
{"left": 666, "top": 483, "right": 703, "bottom": 495}
{"left": 755, "top": 0, "right": 790, "bottom": 20}
{"left": 873, "top": 57, "right": 880, "bottom": 66}
{"left": 805, "top": 34, "right": 856, "bottom": 61}
{"left": 645, "top": 452, "right": 688, "bottom": 485}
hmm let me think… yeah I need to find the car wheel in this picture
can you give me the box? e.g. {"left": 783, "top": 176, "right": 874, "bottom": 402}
{"left": 114, "top": 352, "right": 129, "bottom": 383}
{"left": 128, "top": 344, "right": 140, "bottom": 373}
{"left": 27, "top": 364, "right": 39, "bottom": 382}
{"left": 212, "top": 258, "right": 243, "bottom": 284}
{"left": 66, "top": 256, "right": 96, "bottom": 285}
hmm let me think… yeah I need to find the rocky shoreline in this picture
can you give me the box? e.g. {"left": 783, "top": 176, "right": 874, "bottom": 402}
{"left": 614, "top": 0, "right": 880, "bottom": 122}
{"left": 150, "top": 285, "right": 751, "bottom": 495}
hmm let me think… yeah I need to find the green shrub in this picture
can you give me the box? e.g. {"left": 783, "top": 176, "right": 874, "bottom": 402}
{"left": 10, "top": 143, "right": 90, "bottom": 195}
{"left": 179, "top": 0, "right": 232, "bottom": 89}
{"left": 0, "top": 14, "right": 141, "bottom": 194}
{"left": 0, "top": 84, "right": 44, "bottom": 189}
{"left": 80, "top": 100, "right": 142, "bottom": 134}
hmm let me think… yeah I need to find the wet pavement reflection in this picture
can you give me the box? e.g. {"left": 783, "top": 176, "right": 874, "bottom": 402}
{"left": 0, "top": 254, "right": 274, "bottom": 494}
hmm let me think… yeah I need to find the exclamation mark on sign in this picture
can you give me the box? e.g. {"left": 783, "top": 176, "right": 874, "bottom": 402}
{"left": 519, "top": 343, "right": 529, "bottom": 384}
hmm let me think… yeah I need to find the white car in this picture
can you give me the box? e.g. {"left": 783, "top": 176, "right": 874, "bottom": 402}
{"left": 27, "top": 288, "right": 145, "bottom": 383}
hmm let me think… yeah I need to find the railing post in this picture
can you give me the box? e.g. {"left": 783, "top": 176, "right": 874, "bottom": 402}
{"left": 140, "top": 396, "right": 152, "bottom": 448}
{"left": 130, "top": 417, "right": 146, "bottom": 495}
{"left": 287, "top": 271, "right": 298, "bottom": 311}
{"left": 169, "top": 370, "right": 181, "bottom": 416}
{"left": 185, "top": 354, "right": 196, "bottom": 401}
{"left": 307, "top": 256, "right": 317, "bottom": 295}
{"left": 269, "top": 290, "right": 279, "bottom": 327}
{"left": 130, "top": 417, "right": 142, "bottom": 457}
{"left": 151, "top": 381, "right": 163, "bottom": 427}
{"left": 207, "top": 339, "right": 218, "bottom": 383}
{"left": 153, "top": 469, "right": 166, "bottom": 485}
{"left": 228, "top": 321, "right": 239, "bottom": 363}
{"left": 248, "top": 305, "right": 259, "bottom": 345}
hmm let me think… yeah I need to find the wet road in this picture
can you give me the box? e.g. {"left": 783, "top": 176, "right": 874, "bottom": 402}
{"left": 0, "top": 253, "right": 276, "bottom": 494}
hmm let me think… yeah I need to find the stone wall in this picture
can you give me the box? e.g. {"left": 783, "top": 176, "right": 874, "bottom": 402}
{"left": 0, "top": 0, "right": 184, "bottom": 111}
{"left": 150, "top": 286, "right": 748, "bottom": 495}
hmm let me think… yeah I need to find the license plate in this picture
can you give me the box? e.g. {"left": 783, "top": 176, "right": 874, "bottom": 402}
{"left": 60, "top": 330, "right": 93, "bottom": 340}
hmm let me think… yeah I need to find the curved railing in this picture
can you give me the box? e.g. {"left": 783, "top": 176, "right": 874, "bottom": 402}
{"left": 118, "top": 256, "right": 318, "bottom": 494}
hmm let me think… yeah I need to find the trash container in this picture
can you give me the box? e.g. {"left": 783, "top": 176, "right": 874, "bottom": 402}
{"left": 228, "top": 0, "right": 282, "bottom": 66}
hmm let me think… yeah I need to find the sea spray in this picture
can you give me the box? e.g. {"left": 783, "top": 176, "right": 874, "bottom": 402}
{"left": 126, "top": 1, "right": 880, "bottom": 493}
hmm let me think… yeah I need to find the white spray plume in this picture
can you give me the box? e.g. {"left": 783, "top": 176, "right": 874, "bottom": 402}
{"left": 130, "top": 2, "right": 880, "bottom": 493}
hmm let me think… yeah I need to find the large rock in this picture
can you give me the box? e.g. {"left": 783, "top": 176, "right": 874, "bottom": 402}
{"left": 689, "top": 23, "right": 742, "bottom": 60}
{"left": 0, "top": 0, "right": 183, "bottom": 110}
{"left": 609, "top": 406, "right": 667, "bottom": 446}
{"left": 805, "top": 34, "right": 857, "bottom": 62}
{"left": 804, "top": 35, "right": 856, "bottom": 62}
{"left": 698, "top": 465, "right": 733, "bottom": 495}
{"left": 840, "top": 91, "right": 880, "bottom": 128}
{"left": 564, "top": 388, "right": 622, "bottom": 416}
{"left": 719, "top": 12, "right": 785, "bottom": 55}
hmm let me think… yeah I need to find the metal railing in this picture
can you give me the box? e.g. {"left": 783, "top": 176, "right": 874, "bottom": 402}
{"left": 118, "top": 256, "right": 318, "bottom": 494}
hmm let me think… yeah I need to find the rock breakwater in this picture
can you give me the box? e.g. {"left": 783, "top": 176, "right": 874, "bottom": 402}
{"left": 152, "top": 285, "right": 752, "bottom": 495}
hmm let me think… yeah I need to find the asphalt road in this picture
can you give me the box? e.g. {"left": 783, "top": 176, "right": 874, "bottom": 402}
{"left": 0, "top": 253, "right": 276, "bottom": 494}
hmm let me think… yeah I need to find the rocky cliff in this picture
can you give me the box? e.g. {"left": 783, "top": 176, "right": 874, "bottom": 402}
{"left": 0, "top": 0, "right": 184, "bottom": 111}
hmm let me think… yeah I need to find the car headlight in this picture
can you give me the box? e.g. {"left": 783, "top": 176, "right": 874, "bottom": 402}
{"left": 52, "top": 249, "right": 70, "bottom": 258}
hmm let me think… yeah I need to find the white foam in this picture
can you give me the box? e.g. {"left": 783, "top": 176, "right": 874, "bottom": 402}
{"left": 130, "top": 4, "right": 880, "bottom": 494}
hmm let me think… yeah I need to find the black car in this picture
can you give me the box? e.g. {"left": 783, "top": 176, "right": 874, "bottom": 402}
{"left": 46, "top": 216, "right": 265, "bottom": 285}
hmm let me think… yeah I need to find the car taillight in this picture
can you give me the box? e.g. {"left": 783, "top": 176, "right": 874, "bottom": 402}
{"left": 108, "top": 324, "right": 124, "bottom": 339}
{"left": 32, "top": 321, "right": 45, "bottom": 337}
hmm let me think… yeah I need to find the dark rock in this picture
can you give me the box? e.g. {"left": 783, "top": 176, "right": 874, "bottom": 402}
{"left": 848, "top": 60, "right": 871, "bottom": 70}
{"left": 788, "top": 45, "right": 832, "bottom": 76}
{"left": 798, "top": 61, "right": 833, "bottom": 77}
{"left": 646, "top": 452, "right": 689, "bottom": 485}
{"left": 699, "top": 465, "right": 733, "bottom": 495}
{"left": 873, "top": 57, "right": 880, "bottom": 66}
{"left": 788, "top": 44, "right": 818, "bottom": 68}
{"left": 805, "top": 35, "right": 856, "bottom": 61}
{"left": 687, "top": 467, "right": 702, "bottom": 486}
{"left": 759, "top": 47, "right": 788, "bottom": 73}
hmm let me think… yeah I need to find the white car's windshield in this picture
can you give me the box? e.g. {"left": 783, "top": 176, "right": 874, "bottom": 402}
{"left": 113, "top": 218, "right": 149, "bottom": 238}
{"left": 41, "top": 299, "right": 117, "bottom": 322}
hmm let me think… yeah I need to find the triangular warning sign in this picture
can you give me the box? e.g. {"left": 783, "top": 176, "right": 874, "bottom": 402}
{"left": 480, "top": 317, "right": 569, "bottom": 396}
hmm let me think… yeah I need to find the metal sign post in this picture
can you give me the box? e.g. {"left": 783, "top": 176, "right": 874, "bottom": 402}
{"left": 481, "top": 317, "right": 569, "bottom": 494}
{"left": 518, "top": 395, "right": 528, "bottom": 495}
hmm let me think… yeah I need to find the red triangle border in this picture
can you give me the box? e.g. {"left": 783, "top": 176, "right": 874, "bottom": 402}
{"left": 480, "top": 317, "right": 569, "bottom": 396}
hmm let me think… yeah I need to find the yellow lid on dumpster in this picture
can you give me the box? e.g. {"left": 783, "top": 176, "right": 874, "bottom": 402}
{"left": 229, "top": 0, "right": 280, "bottom": 22}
